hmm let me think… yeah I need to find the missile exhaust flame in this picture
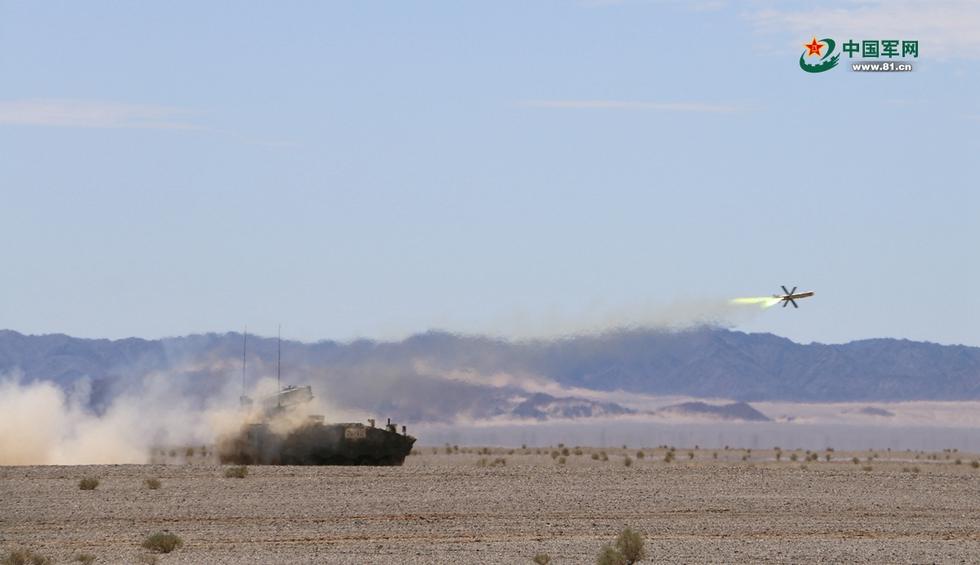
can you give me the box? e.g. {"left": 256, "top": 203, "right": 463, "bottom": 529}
{"left": 730, "top": 296, "right": 782, "bottom": 309}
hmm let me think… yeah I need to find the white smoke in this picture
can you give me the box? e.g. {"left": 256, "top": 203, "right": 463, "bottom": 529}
{"left": 456, "top": 297, "right": 774, "bottom": 339}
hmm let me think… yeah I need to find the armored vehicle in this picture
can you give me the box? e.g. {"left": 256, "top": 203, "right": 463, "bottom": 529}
{"left": 218, "top": 385, "right": 415, "bottom": 466}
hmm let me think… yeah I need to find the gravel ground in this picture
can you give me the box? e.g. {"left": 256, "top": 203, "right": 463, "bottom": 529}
{"left": 2, "top": 448, "right": 980, "bottom": 564}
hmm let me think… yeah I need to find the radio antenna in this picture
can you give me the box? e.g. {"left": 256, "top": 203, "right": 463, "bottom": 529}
{"left": 277, "top": 325, "right": 282, "bottom": 408}
{"left": 241, "top": 325, "right": 247, "bottom": 405}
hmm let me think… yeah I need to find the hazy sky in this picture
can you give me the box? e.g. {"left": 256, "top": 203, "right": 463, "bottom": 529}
{"left": 2, "top": 0, "right": 978, "bottom": 345}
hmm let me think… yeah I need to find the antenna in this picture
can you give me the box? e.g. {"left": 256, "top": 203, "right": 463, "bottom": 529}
{"left": 277, "top": 325, "right": 282, "bottom": 408}
{"left": 241, "top": 325, "right": 247, "bottom": 405}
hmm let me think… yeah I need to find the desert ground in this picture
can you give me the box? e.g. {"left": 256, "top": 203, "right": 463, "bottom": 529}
{"left": 3, "top": 446, "right": 980, "bottom": 564}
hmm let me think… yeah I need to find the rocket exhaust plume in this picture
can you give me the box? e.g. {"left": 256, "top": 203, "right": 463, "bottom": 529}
{"left": 730, "top": 296, "right": 782, "bottom": 309}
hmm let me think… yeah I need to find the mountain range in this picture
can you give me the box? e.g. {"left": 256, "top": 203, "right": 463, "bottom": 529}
{"left": 2, "top": 327, "right": 979, "bottom": 423}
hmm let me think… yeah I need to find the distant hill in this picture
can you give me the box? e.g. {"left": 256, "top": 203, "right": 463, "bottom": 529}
{"left": 657, "top": 401, "right": 770, "bottom": 422}
{"left": 2, "top": 327, "right": 979, "bottom": 423}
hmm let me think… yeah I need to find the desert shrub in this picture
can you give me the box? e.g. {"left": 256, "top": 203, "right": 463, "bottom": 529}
{"left": 223, "top": 466, "right": 248, "bottom": 479}
{"left": 591, "top": 453, "right": 600, "bottom": 460}
{"left": 636, "top": 451, "right": 644, "bottom": 459}
{"left": 144, "top": 478, "right": 161, "bottom": 490}
{"left": 971, "top": 460, "right": 979, "bottom": 469}
{"left": 852, "top": 457, "right": 860, "bottom": 464}
{"left": 78, "top": 477, "right": 100, "bottom": 491}
{"left": 599, "top": 451, "right": 609, "bottom": 462}
{"left": 624, "top": 456, "right": 633, "bottom": 467}
{"left": 561, "top": 447, "right": 570, "bottom": 457}
{"left": 477, "top": 458, "right": 488, "bottom": 467}
{"left": 492, "top": 457, "right": 506, "bottom": 467}
{"left": 955, "top": 459, "right": 962, "bottom": 465}
{"left": 185, "top": 447, "right": 195, "bottom": 458}
{"left": 687, "top": 452, "right": 694, "bottom": 460}
{"left": 597, "top": 544, "right": 626, "bottom": 565}
{"left": 912, "top": 466, "right": 921, "bottom": 473}
{"left": 741, "top": 454, "right": 748, "bottom": 461}
{"left": 533, "top": 553, "right": 552, "bottom": 565}
{"left": 862, "top": 465, "right": 873, "bottom": 472}
{"left": 557, "top": 456, "right": 567, "bottom": 465}
{"left": 824, "top": 453, "right": 832, "bottom": 462}
{"left": 596, "top": 527, "right": 646, "bottom": 565}
{"left": 445, "top": 444, "right": 453, "bottom": 454}
{"left": 775, "top": 451, "right": 782, "bottom": 461}
{"left": 574, "top": 448, "right": 583, "bottom": 456}
{"left": 73, "top": 554, "right": 96, "bottom": 565}
{"left": 141, "top": 532, "right": 183, "bottom": 554}
{"left": 663, "top": 451, "right": 674, "bottom": 463}
{"left": 508, "top": 449, "right": 515, "bottom": 455}
{"left": 789, "top": 453, "right": 798, "bottom": 462}
{"left": 2, "top": 548, "right": 53, "bottom": 565}
{"left": 712, "top": 452, "right": 718, "bottom": 460}
{"left": 168, "top": 449, "right": 176, "bottom": 458}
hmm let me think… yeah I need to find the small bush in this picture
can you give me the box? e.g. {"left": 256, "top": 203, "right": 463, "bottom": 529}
{"left": 574, "top": 448, "right": 584, "bottom": 456}
{"left": 596, "top": 527, "right": 646, "bottom": 565}
{"left": 599, "top": 451, "right": 609, "bottom": 462}
{"left": 550, "top": 450, "right": 560, "bottom": 459}
{"left": 687, "top": 451, "right": 694, "bottom": 460}
{"left": 624, "top": 456, "right": 633, "bottom": 467}
{"left": 141, "top": 532, "right": 183, "bottom": 554}
{"left": 557, "top": 456, "right": 567, "bottom": 465}
{"left": 223, "top": 466, "right": 248, "bottom": 479}
{"left": 561, "top": 447, "right": 570, "bottom": 457}
{"left": 2, "top": 548, "right": 53, "bottom": 565}
{"left": 144, "top": 478, "right": 161, "bottom": 490}
{"left": 789, "top": 453, "right": 798, "bottom": 462}
{"left": 591, "top": 453, "right": 600, "bottom": 461}
{"left": 533, "top": 553, "right": 552, "bottom": 565}
{"left": 971, "top": 460, "right": 979, "bottom": 469}
{"left": 824, "top": 453, "right": 831, "bottom": 462}
{"left": 955, "top": 459, "right": 962, "bottom": 465}
{"left": 491, "top": 457, "right": 507, "bottom": 467}
{"left": 852, "top": 457, "right": 860, "bottom": 464}
{"left": 663, "top": 451, "right": 674, "bottom": 463}
{"left": 862, "top": 465, "right": 873, "bottom": 472}
{"left": 78, "top": 477, "right": 100, "bottom": 491}
{"left": 73, "top": 554, "right": 96, "bottom": 565}
{"left": 635, "top": 451, "right": 645, "bottom": 459}
{"left": 185, "top": 447, "right": 195, "bottom": 458}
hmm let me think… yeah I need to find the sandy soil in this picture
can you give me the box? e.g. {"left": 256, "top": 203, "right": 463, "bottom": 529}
{"left": 2, "top": 447, "right": 980, "bottom": 564}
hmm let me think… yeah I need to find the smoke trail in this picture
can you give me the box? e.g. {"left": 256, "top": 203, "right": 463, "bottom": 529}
{"left": 730, "top": 296, "right": 782, "bottom": 309}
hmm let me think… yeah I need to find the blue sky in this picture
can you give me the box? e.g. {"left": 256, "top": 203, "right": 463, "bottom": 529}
{"left": 1, "top": 0, "right": 978, "bottom": 345}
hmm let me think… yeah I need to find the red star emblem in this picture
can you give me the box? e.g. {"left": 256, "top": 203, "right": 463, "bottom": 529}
{"left": 804, "top": 37, "right": 824, "bottom": 57}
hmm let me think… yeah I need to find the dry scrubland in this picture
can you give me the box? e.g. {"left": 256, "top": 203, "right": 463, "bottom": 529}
{"left": 3, "top": 446, "right": 980, "bottom": 564}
